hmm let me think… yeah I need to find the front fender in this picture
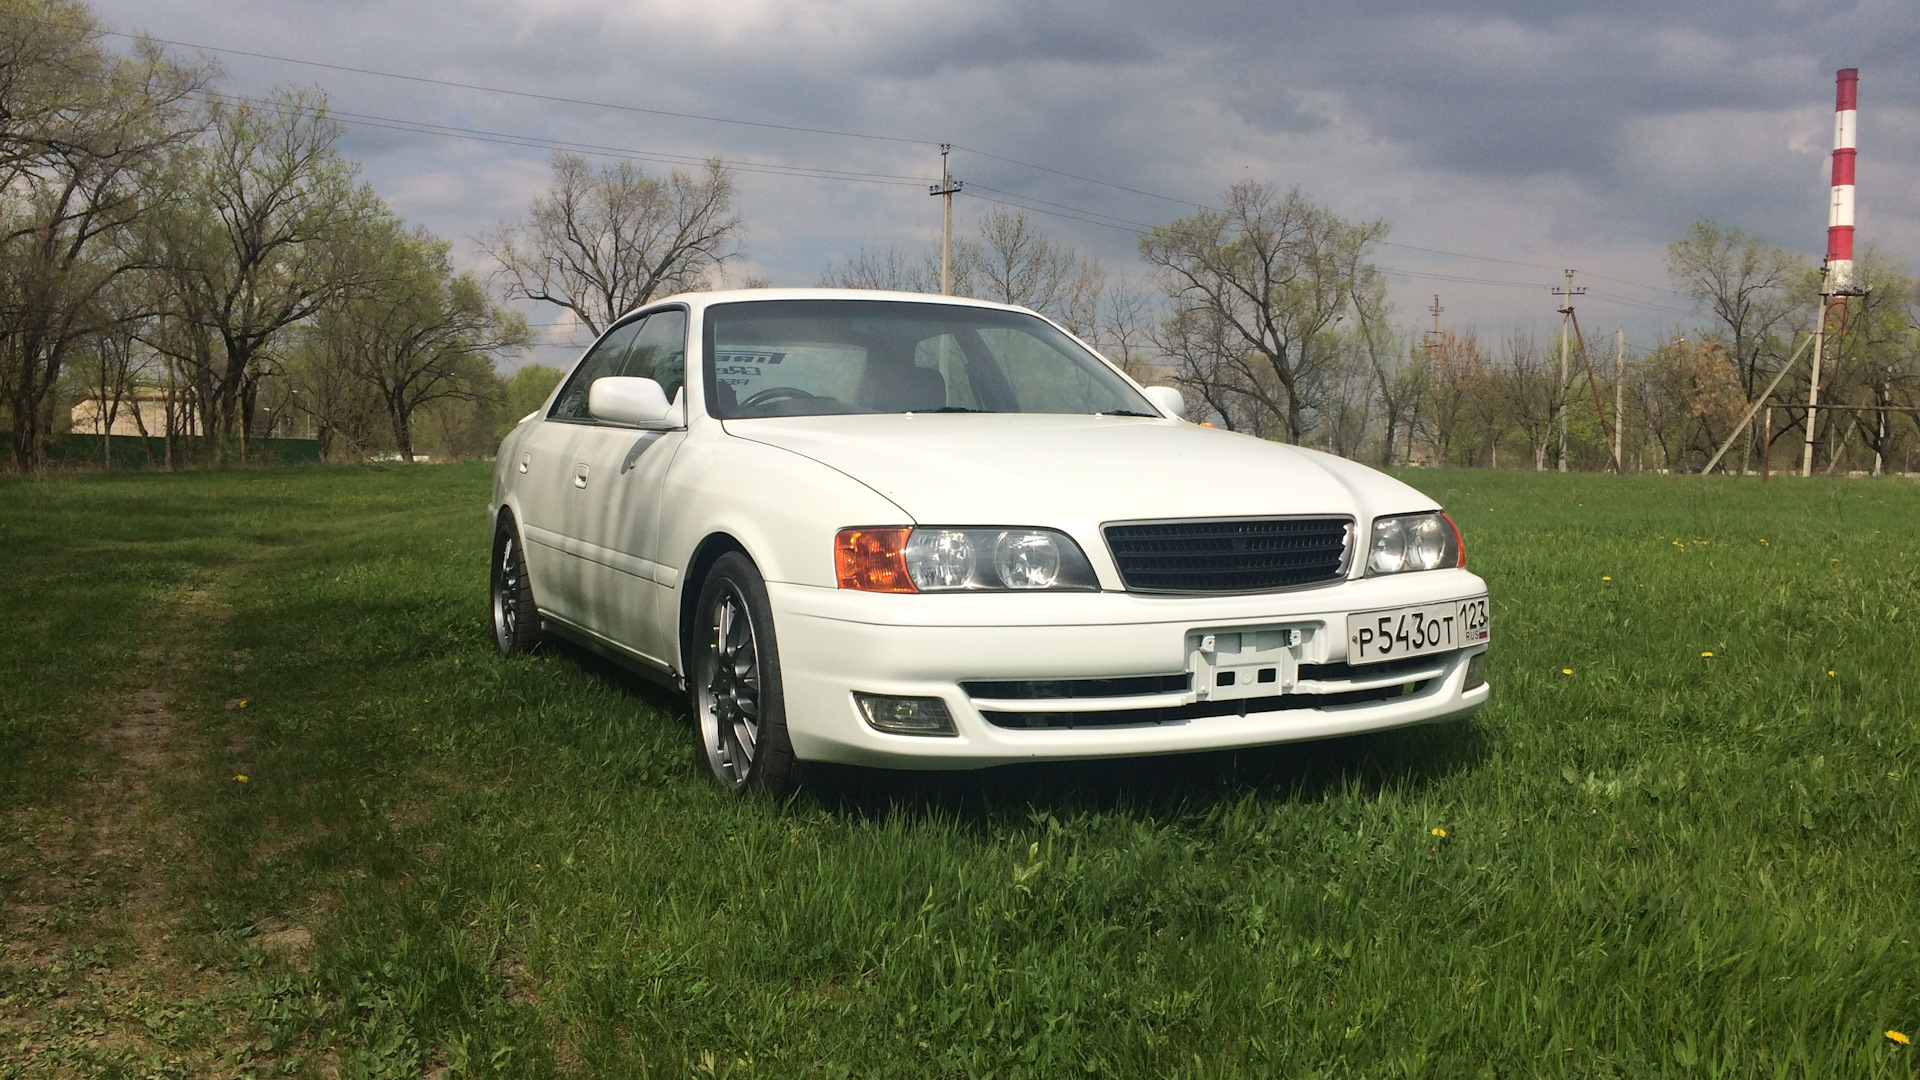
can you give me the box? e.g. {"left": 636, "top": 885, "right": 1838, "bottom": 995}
{"left": 657, "top": 421, "right": 912, "bottom": 592}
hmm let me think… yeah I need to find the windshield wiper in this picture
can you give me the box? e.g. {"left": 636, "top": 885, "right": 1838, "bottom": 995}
{"left": 920, "top": 406, "right": 987, "bottom": 413}
{"left": 1097, "top": 410, "right": 1159, "bottom": 418}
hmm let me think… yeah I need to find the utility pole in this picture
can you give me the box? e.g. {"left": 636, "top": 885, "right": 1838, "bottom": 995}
{"left": 1551, "top": 270, "right": 1585, "bottom": 472}
{"left": 1802, "top": 288, "right": 1829, "bottom": 477}
{"left": 1422, "top": 295, "right": 1445, "bottom": 349}
{"left": 929, "top": 145, "right": 963, "bottom": 296}
{"left": 1613, "top": 327, "right": 1625, "bottom": 471}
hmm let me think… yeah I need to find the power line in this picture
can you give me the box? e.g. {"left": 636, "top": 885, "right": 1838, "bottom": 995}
{"left": 1585, "top": 289, "right": 1697, "bottom": 317}
{"left": 951, "top": 145, "right": 1208, "bottom": 211}
{"left": 51, "top": 17, "right": 938, "bottom": 149}
{"left": 29, "top": 10, "right": 1705, "bottom": 308}
{"left": 189, "top": 89, "right": 935, "bottom": 189}
{"left": 964, "top": 184, "right": 1158, "bottom": 231}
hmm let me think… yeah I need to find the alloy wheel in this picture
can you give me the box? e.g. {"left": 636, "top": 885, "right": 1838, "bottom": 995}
{"left": 696, "top": 583, "right": 761, "bottom": 789}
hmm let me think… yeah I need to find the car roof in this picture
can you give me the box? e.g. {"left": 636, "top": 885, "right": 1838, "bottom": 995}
{"left": 648, "top": 287, "right": 1041, "bottom": 317}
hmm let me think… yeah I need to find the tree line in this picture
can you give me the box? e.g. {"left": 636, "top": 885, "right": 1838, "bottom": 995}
{"left": 0, "top": 0, "right": 745, "bottom": 472}
{"left": 838, "top": 192, "right": 1920, "bottom": 475}
{"left": 7, "top": 0, "right": 1916, "bottom": 476}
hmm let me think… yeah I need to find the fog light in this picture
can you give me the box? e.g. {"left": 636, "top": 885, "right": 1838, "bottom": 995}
{"left": 1463, "top": 651, "right": 1487, "bottom": 691}
{"left": 855, "top": 693, "right": 958, "bottom": 736}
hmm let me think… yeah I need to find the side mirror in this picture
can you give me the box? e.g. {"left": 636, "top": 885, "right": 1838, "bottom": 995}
{"left": 588, "top": 376, "right": 683, "bottom": 428}
{"left": 1142, "top": 385, "right": 1187, "bottom": 420}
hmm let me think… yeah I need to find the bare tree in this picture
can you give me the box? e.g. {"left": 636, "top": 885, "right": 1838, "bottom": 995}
{"left": 1153, "top": 303, "right": 1260, "bottom": 432}
{"left": 484, "top": 153, "right": 741, "bottom": 337}
{"left": 819, "top": 243, "right": 937, "bottom": 293}
{"left": 1495, "top": 334, "right": 1560, "bottom": 470}
{"left": 974, "top": 207, "right": 1104, "bottom": 324}
{"left": 1347, "top": 269, "right": 1428, "bottom": 466}
{"left": 1423, "top": 331, "right": 1488, "bottom": 466}
{"left": 820, "top": 209, "right": 1108, "bottom": 334}
{"left": 1093, "top": 278, "right": 1159, "bottom": 382}
{"left": 1140, "top": 182, "right": 1384, "bottom": 443}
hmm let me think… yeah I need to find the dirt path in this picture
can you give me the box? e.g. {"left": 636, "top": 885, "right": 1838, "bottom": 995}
{"left": 0, "top": 600, "right": 317, "bottom": 1076}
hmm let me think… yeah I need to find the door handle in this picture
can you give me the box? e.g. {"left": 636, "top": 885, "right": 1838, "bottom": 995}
{"left": 518, "top": 452, "right": 530, "bottom": 474}
{"left": 573, "top": 463, "right": 589, "bottom": 488}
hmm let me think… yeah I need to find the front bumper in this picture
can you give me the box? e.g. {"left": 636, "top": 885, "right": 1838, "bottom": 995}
{"left": 768, "top": 569, "right": 1490, "bottom": 769}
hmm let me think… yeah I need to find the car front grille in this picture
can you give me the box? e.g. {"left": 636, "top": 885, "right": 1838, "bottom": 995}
{"left": 1103, "top": 516, "right": 1353, "bottom": 594}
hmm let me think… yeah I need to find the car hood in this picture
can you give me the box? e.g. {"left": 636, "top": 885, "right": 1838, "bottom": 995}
{"left": 722, "top": 414, "right": 1434, "bottom": 526}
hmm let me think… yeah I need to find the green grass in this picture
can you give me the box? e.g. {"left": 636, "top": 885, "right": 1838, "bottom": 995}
{"left": 2, "top": 464, "right": 1918, "bottom": 1078}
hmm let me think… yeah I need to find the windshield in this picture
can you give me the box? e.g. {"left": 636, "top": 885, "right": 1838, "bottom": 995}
{"left": 702, "top": 299, "right": 1155, "bottom": 419}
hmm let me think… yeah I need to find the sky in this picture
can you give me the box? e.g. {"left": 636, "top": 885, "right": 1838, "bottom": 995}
{"left": 87, "top": 0, "right": 1920, "bottom": 371}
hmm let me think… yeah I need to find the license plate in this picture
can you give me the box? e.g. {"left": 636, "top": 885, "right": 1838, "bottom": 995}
{"left": 1347, "top": 597, "right": 1488, "bottom": 665}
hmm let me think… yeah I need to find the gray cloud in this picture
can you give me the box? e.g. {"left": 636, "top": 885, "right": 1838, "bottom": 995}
{"left": 92, "top": 0, "right": 1920, "bottom": 361}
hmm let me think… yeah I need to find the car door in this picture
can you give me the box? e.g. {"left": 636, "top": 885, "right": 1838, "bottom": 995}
{"left": 518, "top": 318, "right": 646, "bottom": 625}
{"left": 563, "top": 307, "right": 691, "bottom": 669}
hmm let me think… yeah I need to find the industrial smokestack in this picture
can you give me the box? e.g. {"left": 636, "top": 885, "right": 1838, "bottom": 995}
{"left": 1827, "top": 68, "right": 1858, "bottom": 293}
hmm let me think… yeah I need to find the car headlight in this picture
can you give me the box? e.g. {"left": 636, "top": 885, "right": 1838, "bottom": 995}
{"left": 837, "top": 527, "right": 1098, "bottom": 592}
{"left": 1366, "top": 512, "right": 1465, "bottom": 575}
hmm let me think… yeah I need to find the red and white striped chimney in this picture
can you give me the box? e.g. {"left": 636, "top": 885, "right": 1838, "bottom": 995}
{"left": 1826, "top": 68, "right": 1858, "bottom": 293}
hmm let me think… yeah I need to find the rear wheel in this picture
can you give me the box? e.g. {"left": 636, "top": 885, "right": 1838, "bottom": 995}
{"left": 690, "top": 552, "right": 801, "bottom": 795}
{"left": 491, "top": 517, "right": 542, "bottom": 656}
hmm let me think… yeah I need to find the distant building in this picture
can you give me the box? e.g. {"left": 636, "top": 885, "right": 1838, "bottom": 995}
{"left": 69, "top": 391, "right": 199, "bottom": 438}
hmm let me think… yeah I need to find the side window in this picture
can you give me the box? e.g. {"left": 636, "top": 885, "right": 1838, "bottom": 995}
{"left": 550, "top": 319, "right": 643, "bottom": 421}
{"left": 620, "top": 308, "right": 688, "bottom": 401}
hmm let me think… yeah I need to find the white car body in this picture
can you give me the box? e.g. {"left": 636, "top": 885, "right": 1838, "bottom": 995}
{"left": 491, "top": 288, "right": 1489, "bottom": 773}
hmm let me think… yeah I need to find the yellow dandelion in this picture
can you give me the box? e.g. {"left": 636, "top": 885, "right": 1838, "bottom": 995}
{"left": 1562, "top": 668, "right": 1573, "bottom": 675}
{"left": 1602, "top": 575, "right": 1612, "bottom": 581}
{"left": 1701, "top": 651, "right": 1714, "bottom": 658}
{"left": 234, "top": 774, "right": 249, "bottom": 783}
{"left": 238, "top": 700, "right": 248, "bottom": 708}
{"left": 1760, "top": 539, "right": 1769, "bottom": 545}
{"left": 1888, "top": 1030, "right": 1910, "bottom": 1045}
{"left": 1430, "top": 827, "right": 1446, "bottom": 837}
{"left": 1672, "top": 541, "right": 1684, "bottom": 548}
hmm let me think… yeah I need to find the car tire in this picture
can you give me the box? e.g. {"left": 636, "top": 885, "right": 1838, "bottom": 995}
{"left": 690, "top": 551, "right": 802, "bottom": 796}
{"left": 491, "top": 516, "right": 543, "bottom": 656}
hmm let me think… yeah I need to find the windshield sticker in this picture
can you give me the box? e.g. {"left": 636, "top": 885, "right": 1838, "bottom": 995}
{"left": 715, "top": 350, "right": 785, "bottom": 366}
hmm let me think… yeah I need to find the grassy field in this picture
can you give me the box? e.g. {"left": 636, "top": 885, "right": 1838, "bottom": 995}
{"left": 2, "top": 463, "right": 1917, "bottom": 1078}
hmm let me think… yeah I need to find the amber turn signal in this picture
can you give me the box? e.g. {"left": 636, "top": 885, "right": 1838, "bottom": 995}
{"left": 835, "top": 527, "right": 916, "bottom": 592}
{"left": 1442, "top": 512, "right": 1466, "bottom": 570}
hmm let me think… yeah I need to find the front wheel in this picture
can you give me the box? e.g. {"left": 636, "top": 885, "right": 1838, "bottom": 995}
{"left": 491, "top": 517, "right": 543, "bottom": 656}
{"left": 690, "top": 552, "right": 802, "bottom": 795}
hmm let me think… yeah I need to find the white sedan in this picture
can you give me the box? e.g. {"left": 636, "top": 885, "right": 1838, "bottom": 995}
{"left": 490, "top": 289, "right": 1489, "bottom": 793}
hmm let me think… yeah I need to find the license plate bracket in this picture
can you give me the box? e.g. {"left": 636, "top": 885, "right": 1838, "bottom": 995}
{"left": 1187, "top": 624, "right": 1317, "bottom": 701}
